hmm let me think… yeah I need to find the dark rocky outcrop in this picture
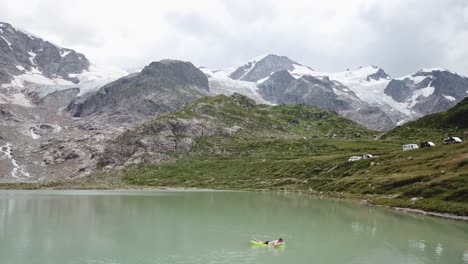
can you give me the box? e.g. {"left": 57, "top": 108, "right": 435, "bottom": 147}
{"left": 258, "top": 72, "right": 351, "bottom": 111}
{"left": 366, "top": 67, "right": 390, "bottom": 81}
{"left": 99, "top": 118, "right": 216, "bottom": 167}
{"left": 384, "top": 79, "right": 413, "bottom": 102}
{"left": 67, "top": 60, "right": 209, "bottom": 123}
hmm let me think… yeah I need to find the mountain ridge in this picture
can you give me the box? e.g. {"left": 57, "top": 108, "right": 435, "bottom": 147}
{"left": 68, "top": 59, "right": 210, "bottom": 123}
{"left": 207, "top": 54, "right": 468, "bottom": 130}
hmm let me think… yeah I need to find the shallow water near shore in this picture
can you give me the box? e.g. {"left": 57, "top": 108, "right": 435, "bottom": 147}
{"left": 0, "top": 190, "right": 467, "bottom": 264}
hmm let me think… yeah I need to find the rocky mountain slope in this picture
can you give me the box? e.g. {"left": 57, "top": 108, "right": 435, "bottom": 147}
{"left": 257, "top": 70, "right": 395, "bottom": 130}
{"left": 68, "top": 60, "right": 210, "bottom": 123}
{"left": 0, "top": 21, "right": 127, "bottom": 107}
{"left": 229, "top": 54, "right": 307, "bottom": 82}
{"left": 206, "top": 55, "right": 468, "bottom": 131}
{"left": 385, "top": 69, "right": 468, "bottom": 115}
{"left": 1, "top": 21, "right": 467, "bottom": 189}
{"left": 0, "top": 22, "right": 90, "bottom": 85}
{"left": 99, "top": 93, "right": 374, "bottom": 169}
{"left": 0, "top": 22, "right": 127, "bottom": 182}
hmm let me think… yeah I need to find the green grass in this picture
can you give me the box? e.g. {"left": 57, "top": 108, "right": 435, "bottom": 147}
{"left": 111, "top": 94, "right": 468, "bottom": 215}
{"left": 4, "top": 94, "right": 466, "bottom": 216}
{"left": 122, "top": 133, "right": 468, "bottom": 215}
{"left": 383, "top": 97, "right": 468, "bottom": 142}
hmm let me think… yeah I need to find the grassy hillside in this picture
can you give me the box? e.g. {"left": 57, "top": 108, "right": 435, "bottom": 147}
{"left": 157, "top": 93, "right": 375, "bottom": 138}
{"left": 2, "top": 94, "right": 465, "bottom": 215}
{"left": 117, "top": 94, "right": 468, "bottom": 215}
{"left": 383, "top": 97, "right": 468, "bottom": 142}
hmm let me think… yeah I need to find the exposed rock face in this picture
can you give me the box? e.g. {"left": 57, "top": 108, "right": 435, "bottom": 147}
{"left": 38, "top": 88, "right": 80, "bottom": 109}
{"left": 223, "top": 58, "right": 401, "bottom": 130}
{"left": 257, "top": 71, "right": 394, "bottom": 130}
{"left": 229, "top": 54, "right": 303, "bottom": 82}
{"left": 258, "top": 71, "right": 352, "bottom": 110}
{"left": 384, "top": 69, "right": 468, "bottom": 115}
{"left": 68, "top": 60, "right": 210, "bottom": 123}
{"left": 366, "top": 67, "right": 390, "bottom": 81}
{"left": 99, "top": 118, "right": 216, "bottom": 167}
{"left": 99, "top": 93, "right": 374, "bottom": 169}
{"left": 224, "top": 56, "right": 468, "bottom": 130}
{"left": 384, "top": 79, "right": 412, "bottom": 102}
{"left": 0, "top": 22, "right": 90, "bottom": 84}
{"left": 340, "top": 107, "right": 395, "bottom": 132}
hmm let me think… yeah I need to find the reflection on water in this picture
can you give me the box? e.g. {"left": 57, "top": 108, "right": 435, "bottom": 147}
{"left": 409, "top": 240, "right": 426, "bottom": 251}
{"left": 0, "top": 190, "right": 467, "bottom": 264}
{"left": 435, "top": 243, "right": 443, "bottom": 256}
{"left": 351, "top": 221, "right": 377, "bottom": 236}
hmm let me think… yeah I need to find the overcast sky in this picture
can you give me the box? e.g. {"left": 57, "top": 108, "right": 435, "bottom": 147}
{"left": 1, "top": 0, "right": 468, "bottom": 76}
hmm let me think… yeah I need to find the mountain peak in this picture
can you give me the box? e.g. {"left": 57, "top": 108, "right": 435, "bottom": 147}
{"left": 229, "top": 54, "right": 301, "bottom": 82}
{"left": 69, "top": 59, "right": 209, "bottom": 121}
{"left": 343, "top": 65, "right": 391, "bottom": 81}
{"left": 0, "top": 21, "right": 13, "bottom": 29}
{"left": 0, "top": 21, "right": 91, "bottom": 86}
{"left": 414, "top": 67, "right": 459, "bottom": 76}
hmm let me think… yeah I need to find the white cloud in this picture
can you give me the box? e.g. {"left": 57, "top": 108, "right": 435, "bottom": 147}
{"left": 0, "top": 0, "right": 467, "bottom": 77}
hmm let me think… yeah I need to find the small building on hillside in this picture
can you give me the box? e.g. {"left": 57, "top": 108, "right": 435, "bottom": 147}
{"left": 348, "top": 154, "right": 375, "bottom": 162}
{"left": 403, "top": 144, "right": 419, "bottom": 151}
{"left": 443, "top": 137, "right": 463, "bottom": 145}
{"left": 348, "top": 156, "right": 362, "bottom": 162}
{"left": 420, "top": 141, "right": 436, "bottom": 148}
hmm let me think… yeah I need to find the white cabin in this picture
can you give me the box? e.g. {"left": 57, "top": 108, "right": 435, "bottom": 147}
{"left": 403, "top": 144, "right": 419, "bottom": 151}
{"left": 348, "top": 156, "right": 362, "bottom": 162}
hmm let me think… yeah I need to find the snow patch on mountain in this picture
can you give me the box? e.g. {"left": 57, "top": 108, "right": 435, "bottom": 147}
{"left": 237, "top": 55, "right": 268, "bottom": 80}
{"left": 443, "top": 95, "right": 456, "bottom": 101}
{"left": 397, "top": 74, "right": 429, "bottom": 84}
{"left": 0, "top": 144, "right": 33, "bottom": 181}
{"left": 60, "top": 50, "right": 71, "bottom": 57}
{"left": 31, "top": 128, "right": 41, "bottom": 139}
{"left": 0, "top": 63, "right": 127, "bottom": 107}
{"left": 200, "top": 67, "right": 271, "bottom": 104}
{"left": 1, "top": 36, "right": 12, "bottom": 50}
{"left": 28, "top": 51, "right": 37, "bottom": 65}
{"left": 4, "top": 64, "right": 127, "bottom": 96}
{"left": 70, "top": 64, "right": 129, "bottom": 96}
{"left": 290, "top": 64, "right": 315, "bottom": 78}
{"left": 285, "top": 65, "right": 413, "bottom": 116}
{"left": 419, "top": 67, "right": 454, "bottom": 74}
{"left": 409, "top": 85, "right": 435, "bottom": 107}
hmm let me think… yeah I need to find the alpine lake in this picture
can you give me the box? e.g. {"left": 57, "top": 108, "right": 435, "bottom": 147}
{"left": 0, "top": 190, "right": 467, "bottom": 264}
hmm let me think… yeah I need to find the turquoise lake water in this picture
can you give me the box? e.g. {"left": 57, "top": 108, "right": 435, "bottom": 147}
{"left": 0, "top": 190, "right": 467, "bottom": 264}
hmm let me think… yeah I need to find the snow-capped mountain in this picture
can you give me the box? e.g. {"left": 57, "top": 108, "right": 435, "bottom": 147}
{"left": 256, "top": 69, "right": 396, "bottom": 130}
{"left": 307, "top": 66, "right": 415, "bottom": 126}
{"left": 200, "top": 67, "right": 270, "bottom": 104}
{"left": 0, "top": 22, "right": 128, "bottom": 182}
{"left": 0, "top": 22, "right": 89, "bottom": 85}
{"left": 386, "top": 68, "right": 468, "bottom": 115}
{"left": 2, "top": 20, "right": 468, "bottom": 182}
{"left": 69, "top": 60, "right": 210, "bottom": 123}
{"left": 0, "top": 22, "right": 127, "bottom": 107}
{"left": 216, "top": 55, "right": 468, "bottom": 130}
{"left": 229, "top": 54, "right": 313, "bottom": 82}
